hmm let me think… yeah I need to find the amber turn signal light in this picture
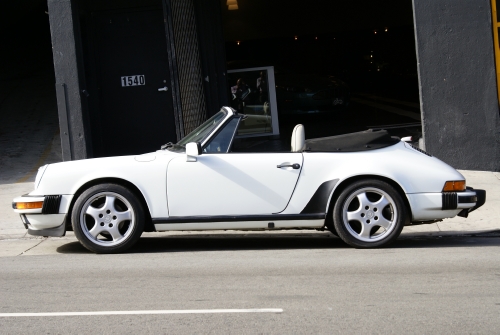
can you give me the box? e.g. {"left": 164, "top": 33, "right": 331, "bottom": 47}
{"left": 14, "top": 201, "right": 44, "bottom": 210}
{"left": 442, "top": 181, "right": 466, "bottom": 192}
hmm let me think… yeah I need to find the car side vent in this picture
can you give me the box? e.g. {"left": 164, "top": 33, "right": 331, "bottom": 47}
{"left": 409, "top": 144, "right": 432, "bottom": 157}
{"left": 42, "top": 195, "right": 62, "bottom": 214}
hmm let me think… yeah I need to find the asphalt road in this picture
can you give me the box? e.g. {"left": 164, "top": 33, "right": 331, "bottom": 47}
{"left": 1, "top": 233, "right": 499, "bottom": 334}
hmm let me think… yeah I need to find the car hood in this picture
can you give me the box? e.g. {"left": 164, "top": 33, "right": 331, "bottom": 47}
{"left": 31, "top": 150, "right": 180, "bottom": 196}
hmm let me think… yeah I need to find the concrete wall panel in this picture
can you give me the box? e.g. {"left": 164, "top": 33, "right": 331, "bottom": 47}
{"left": 48, "top": 0, "right": 87, "bottom": 160}
{"left": 413, "top": 0, "right": 500, "bottom": 171}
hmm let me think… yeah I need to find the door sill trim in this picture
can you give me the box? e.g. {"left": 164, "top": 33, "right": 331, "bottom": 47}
{"left": 152, "top": 213, "right": 325, "bottom": 224}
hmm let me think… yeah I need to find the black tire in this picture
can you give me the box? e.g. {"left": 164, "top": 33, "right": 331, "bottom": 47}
{"left": 333, "top": 179, "right": 408, "bottom": 248}
{"left": 325, "top": 214, "right": 338, "bottom": 236}
{"left": 72, "top": 183, "right": 145, "bottom": 253}
{"left": 329, "top": 226, "right": 338, "bottom": 237}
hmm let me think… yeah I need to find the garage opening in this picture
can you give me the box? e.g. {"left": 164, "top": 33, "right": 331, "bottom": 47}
{"left": 0, "top": 1, "right": 61, "bottom": 184}
{"left": 221, "top": 0, "right": 421, "bottom": 149}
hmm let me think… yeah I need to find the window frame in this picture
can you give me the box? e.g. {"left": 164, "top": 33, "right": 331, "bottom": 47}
{"left": 227, "top": 66, "right": 280, "bottom": 137}
{"left": 202, "top": 116, "right": 242, "bottom": 154}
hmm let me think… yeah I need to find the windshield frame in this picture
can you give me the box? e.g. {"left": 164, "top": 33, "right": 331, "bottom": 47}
{"left": 166, "top": 107, "right": 234, "bottom": 152}
{"left": 202, "top": 116, "right": 242, "bottom": 154}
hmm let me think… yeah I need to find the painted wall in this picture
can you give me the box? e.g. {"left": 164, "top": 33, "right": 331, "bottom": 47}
{"left": 413, "top": 0, "right": 500, "bottom": 171}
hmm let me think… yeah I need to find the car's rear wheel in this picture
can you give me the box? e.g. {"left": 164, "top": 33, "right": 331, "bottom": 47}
{"left": 72, "top": 183, "right": 144, "bottom": 253}
{"left": 333, "top": 179, "right": 408, "bottom": 248}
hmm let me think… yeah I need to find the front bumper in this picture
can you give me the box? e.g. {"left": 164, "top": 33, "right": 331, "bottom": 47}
{"left": 20, "top": 214, "right": 67, "bottom": 237}
{"left": 407, "top": 187, "right": 486, "bottom": 221}
{"left": 12, "top": 194, "right": 74, "bottom": 237}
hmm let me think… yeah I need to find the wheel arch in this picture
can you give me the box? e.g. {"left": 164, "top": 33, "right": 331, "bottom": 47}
{"left": 66, "top": 177, "right": 155, "bottom": 232}
{"left": 325, "top": 174, "right": 412, "bottom": 230}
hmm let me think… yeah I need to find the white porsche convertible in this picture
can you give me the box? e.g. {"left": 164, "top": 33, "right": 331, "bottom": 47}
{"left": 13, "top": 107, "right": 485, "bottom": 253}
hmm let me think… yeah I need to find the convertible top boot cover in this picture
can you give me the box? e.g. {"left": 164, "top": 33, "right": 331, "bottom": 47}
{"left": 305, "top": 129, "right": 400, "bottom": 152}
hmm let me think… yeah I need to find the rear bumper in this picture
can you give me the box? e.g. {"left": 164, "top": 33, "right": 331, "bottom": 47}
{"left": 457, "top": 188, "right": 486, "bottom": 218}
{"left": 407, "top": 187, "right": 486, "bottom": 221}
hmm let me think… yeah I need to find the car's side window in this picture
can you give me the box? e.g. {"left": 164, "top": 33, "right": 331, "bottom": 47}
{"left": 231, "top": 137, "right": 290, "bottom": 153}
{"left": 204, "top": 115, "right": 290, "bottom": 154}
{"left": 203, "top": 118, "right": 239, "bottom": 153}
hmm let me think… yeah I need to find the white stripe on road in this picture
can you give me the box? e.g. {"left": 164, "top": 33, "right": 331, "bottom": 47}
{"left": 0, "top": 308, "right": 283, "bottom": 317}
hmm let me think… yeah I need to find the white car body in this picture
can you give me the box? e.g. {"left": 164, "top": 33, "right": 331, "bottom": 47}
{"left": 13, "top": 107, "right": 484, "bottom": 251}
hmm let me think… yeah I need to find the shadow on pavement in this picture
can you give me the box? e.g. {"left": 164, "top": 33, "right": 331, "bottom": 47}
{"left": 56, "top": 234, "right": 343, "bottom": 254}
{"left": 55, "top": 241, "right": 91, "bottom": 254}
{"left": 55, "top": 232, "right": 500, "bottom": 254}
{"left": 395, "top": 232, "right": 500, "bottom": 249}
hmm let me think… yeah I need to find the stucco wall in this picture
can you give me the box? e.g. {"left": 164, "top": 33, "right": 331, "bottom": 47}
{"left": 413, "top": 0, "right": 500, "bottom": 171}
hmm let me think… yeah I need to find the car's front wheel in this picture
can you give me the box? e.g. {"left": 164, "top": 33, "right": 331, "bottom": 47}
{"left": 72, "top": 183, "right": 145, "bottom": 253}
{"left": 333, "top": 179, "right": 408, "bottom": 248}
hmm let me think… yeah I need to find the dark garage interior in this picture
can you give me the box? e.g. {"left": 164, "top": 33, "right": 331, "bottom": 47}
{"left": 222, "top": 0, "right": 422, "bottom": 146}
{"left": 0, "top": 1, "right": 60, "bottom": 183}
{"left": 223, "top": 0, "right": 418, "bottom": 101}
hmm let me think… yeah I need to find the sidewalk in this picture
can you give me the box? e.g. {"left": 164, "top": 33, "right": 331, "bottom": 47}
{"left": 1, "top": 170, "right": 498, "bottom": 240}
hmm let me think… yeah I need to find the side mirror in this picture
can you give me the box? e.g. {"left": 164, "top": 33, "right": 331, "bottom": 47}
{"left": 186, "top": 142, "right": 201, "bottom": 162}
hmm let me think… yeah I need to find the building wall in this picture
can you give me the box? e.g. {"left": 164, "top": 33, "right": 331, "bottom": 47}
{"left": 413, "top": 0, "right": 500, "bottom": 171}
{"left": 193, "top": 0, "right": 229, "bottom": 117}
{"left": 168, "top": 0, "right": 207, "bottom": 137}
{"left": 48, "top": 0, "right": 88, "bottom": 160}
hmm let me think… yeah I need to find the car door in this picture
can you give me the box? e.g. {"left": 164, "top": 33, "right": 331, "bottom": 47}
{"left": 166, "top": 152, "right": 303, "bottom": 217}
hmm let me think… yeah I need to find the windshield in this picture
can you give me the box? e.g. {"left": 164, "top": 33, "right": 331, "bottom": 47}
{"left": 167, "top": 110, "right": 228, "bottom": 151}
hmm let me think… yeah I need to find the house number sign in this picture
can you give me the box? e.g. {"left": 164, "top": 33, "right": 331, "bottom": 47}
{"left": 121, "top": 75, "right": 145, "bottom": 87}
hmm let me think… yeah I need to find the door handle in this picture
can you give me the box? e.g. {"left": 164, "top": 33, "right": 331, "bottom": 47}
{"left": 158, "top": 86, "right": 168, "bottom": 92}
{"left": 277, "top": 163, "right": 300, "bottom": 169}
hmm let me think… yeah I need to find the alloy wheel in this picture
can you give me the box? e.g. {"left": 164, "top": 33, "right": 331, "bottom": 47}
{"left": 342, "top": 187, "right": 398, "bottom": 242}
{"left": 79, "top": 191, "right": 136, "bottom": 247}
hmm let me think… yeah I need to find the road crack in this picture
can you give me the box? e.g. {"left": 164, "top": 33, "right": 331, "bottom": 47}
{"left": 17, "top": 237, "right": 47, "bottom": 256}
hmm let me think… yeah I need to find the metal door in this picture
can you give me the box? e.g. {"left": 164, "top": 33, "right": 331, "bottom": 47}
{"left": 92, "top": 9, "right": 177, "bottom": 157}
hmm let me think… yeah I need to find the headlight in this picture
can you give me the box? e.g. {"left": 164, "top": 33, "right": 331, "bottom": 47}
{"left": 34, "top": 164, "right": 49, "bottom": 189}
